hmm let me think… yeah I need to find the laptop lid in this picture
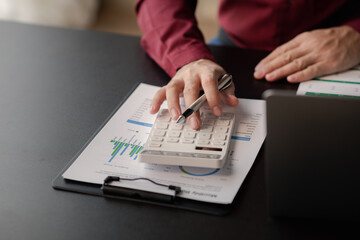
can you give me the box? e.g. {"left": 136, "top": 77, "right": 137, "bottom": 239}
{"left": 263, "top": 90, "right": 360, "bottom": 219}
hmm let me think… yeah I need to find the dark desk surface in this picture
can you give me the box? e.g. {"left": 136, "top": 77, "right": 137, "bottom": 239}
{"left": 0, "top": 21, "right": 355, "bottom": 240}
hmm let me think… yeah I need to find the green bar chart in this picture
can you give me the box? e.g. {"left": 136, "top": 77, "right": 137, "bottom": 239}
{"left": 109, "top": 135, "right": 144, "bottom": 162}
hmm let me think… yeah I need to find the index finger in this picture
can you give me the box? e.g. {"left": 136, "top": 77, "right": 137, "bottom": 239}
{"left": 255, "top": 40, "right": 300, "bottom": 72}
{"left": 201, "top": 73, "right": 223, "bottom": 116}
{"left": 150, "top": 87, "right": 166, "bottom": 114}
{"left": 183, "top": 76, "right": 201, "bottom": 129}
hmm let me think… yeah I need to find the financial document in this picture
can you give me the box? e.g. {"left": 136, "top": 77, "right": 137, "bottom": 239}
{"left": 63, "top": 83, "right": 266, "bottom": 204}
{"left": 297, "top": 65, "right": 360, "bottom": 97}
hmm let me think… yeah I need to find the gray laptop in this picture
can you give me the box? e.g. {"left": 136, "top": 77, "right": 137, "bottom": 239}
{"left": 263, "top": 90, "right": 360, "bottom": 219}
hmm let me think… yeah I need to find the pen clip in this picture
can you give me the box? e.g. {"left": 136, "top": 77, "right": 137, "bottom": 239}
{"left": 218, "top": 74, "right": 233, "bottom": 92}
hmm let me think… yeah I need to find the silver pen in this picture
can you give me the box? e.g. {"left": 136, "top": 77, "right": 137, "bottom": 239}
{"left": 176, "top": 74, "right": 233, "bottom": 124}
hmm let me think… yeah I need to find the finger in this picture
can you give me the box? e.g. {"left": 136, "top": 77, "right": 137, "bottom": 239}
{"left": 165, "top": 80, "right": 184, "bottom": 120}
{"left": 287, "top": 62, "right": 328, "bottom": 83}
{"left": 220, "top": 83, "right": 238, "bottom": 107}
{"left": 254, "top": 40, "right": 300, "bottom": 78}
{"left": 150, "top": 87, "right": 166, "bottom": 114}
{"left": 264, "top": 55, "right": 315, "bottom": 82}
{"left": 188, "top": 111, "right": 201, "bottom": 130}
{"left": 183, "top": 77, "right": 201, "bottom": 129}
{"left": 201, "top": 73, "right": 223, "bottom": 116}
{"left": 255, "top": 49, "right": 308, "bottom": 79}
{"left": 259, "top": 40, "right": 300, "bottom": 66}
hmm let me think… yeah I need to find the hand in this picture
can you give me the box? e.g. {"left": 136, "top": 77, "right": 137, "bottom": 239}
{"left": 254, "top": 26, "right": 360, "bottom": 83}
{"left": 150, "top": 59, "right": 238, "bottom": 129}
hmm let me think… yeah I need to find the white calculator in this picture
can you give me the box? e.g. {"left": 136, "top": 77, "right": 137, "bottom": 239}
{"left": 138, "top": 109, "right": 235, "bottom": 168}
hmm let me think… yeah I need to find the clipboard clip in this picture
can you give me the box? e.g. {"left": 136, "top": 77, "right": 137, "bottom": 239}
{"left": 101, "top": 176, "right": 182, "bottom": 203}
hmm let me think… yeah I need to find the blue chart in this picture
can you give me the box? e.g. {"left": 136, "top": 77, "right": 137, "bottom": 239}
{"left": 108, "top": 135, "right": 144, "bottom": 162}
{"left": 179, "top": 166, "right": 220, "bottom": 176}
{"left": 179, "top": 149, "right": 235, "bottom": 176}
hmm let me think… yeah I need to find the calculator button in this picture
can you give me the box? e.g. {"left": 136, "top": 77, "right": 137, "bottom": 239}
{"left": 154, "top": 130, "right": 166, "bottom": 137}
{"left": 197, "top": 140, "right": 210, "bottom": 145}
{"left": 199, "top": 125, "right": 213, "bottom": 132}
{"left": 157, "top": 116, "right": 171, "bottom": 122}
{"left": 202, "top": 112, "right": 217, "bottom": 119}
{"left": 193, "top": 153, "right": 208, "bottom": 158}
{"left": 216, "top": 120, "right": 230, "bottom": 126}
{"left": 170, "top": 124, "right": 184, "bottom": 130}
{"left": 151, "top": 136, "right": 164, "bottom": 142}
{"left": 209, "top": 155, "right": 221, "bottom": 159}
{"left": 219, "top": 113, "right": 233, "bottom": 120}
{"left": 149, "top": 143, "right": 162, "bottom": 148}
{"left": 202, "top": 119, "right": 216, "bottom": 125}
{"left": 182, "top": 139, "right": 194, "bottom": 144}
{"left": 178, "top": 152, "right": 192, "bottom": 157}
{"left": 184, "top": 125, "right": 196, "bottom": 131}
{"left": 147, "top": 150, "right": 162, "bottom": 155}
{"left": 162, "top": 151, "right": 177, "bottom": 156}
{"left": 168, "top": 131, "right": 181, "bottom": 138}
{"left": 166, "top": 137, "right": 179, "bottom": 143}
{"left": 156, "top": 123, "right": 169, "bottom": 129}
{"left": 213, "top": 133, "right": 227, "bottom": 140}
{"left": 212, "top": 141, "right": 225, "bottom": 146}
{"left": 214, "top": 126, "right": 229, "bottom": 133}
{"left": 198, "top": 132, "right": 211, "bottom": 140}
{"left": 183, "top": 132, "right": 196, "bottom": 139}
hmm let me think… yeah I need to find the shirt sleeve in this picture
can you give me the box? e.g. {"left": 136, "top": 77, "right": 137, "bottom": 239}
{"left": 135, "top": 0, "right": 215, "bottom": 77}
{"left": 344, "top": 17, "right": 360, "bottom": 34}
{"left": 341, "top": 1, "right": 360, "bottom": 33}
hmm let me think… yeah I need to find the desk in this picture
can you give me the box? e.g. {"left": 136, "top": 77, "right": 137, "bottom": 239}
{"left": 0, "top": 21, "right": 355, "bottom": 240}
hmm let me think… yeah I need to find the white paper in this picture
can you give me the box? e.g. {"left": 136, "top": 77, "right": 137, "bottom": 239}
{"left": 63, "top": 83, "right": 266, "bottom": 204}
{"left": 297, "top": 66, "right": 360, "bottom": 97}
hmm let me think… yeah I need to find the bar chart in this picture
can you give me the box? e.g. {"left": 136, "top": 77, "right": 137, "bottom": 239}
{"left": 108, "top": 134, "right": 144, "bottom": 162}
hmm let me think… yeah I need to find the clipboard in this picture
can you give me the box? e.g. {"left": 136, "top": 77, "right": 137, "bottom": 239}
{"left": 52, "top": 83, "right": 234, "bottom": 216}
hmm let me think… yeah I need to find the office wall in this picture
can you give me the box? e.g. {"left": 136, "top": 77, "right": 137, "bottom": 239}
{"left": 0, "top": 0, "right": 99, "bottom": 28}
{"left": 93, "top": 0, "right": 219, "bottom": 42}
{"left": 0, "top": 0, "right": 219, "bottom": 42}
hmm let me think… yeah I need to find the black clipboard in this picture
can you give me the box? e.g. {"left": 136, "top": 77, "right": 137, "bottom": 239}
{"left": 52, "top": 82, "right": 234, "bottom": 215}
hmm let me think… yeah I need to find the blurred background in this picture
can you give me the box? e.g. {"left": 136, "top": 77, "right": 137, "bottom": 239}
{"left": 0, "top": 0, "right": 219, "bottom": 42}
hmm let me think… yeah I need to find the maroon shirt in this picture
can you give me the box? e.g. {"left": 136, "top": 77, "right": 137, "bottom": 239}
{"left": 136, "top": 0, "right": 360, "bottom": 77}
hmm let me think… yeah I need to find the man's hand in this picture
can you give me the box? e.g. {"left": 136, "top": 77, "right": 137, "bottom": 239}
{"left": 254, "top": 26, "right": 360, "bottom": 82}
{"left": 150, "top": 59, "right": 238, "bottom": 129}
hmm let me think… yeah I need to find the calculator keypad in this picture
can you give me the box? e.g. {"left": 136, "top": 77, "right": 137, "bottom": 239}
{"left": 148, "top": 111, "right": 233, "bottom": 148}
{"left": 139, "top": 109, "right": 235, "bottom": 168}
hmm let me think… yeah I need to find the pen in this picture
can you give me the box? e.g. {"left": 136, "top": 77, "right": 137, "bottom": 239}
{"left": 176, "top": 74, "right": 233, "bottom": 124}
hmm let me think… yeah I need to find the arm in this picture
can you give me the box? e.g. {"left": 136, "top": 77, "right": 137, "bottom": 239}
{"left": 136, "top": 0, "right": 238, "bottom": 129}
{"left": 136, "top": 0, "right": 214, "bottom": 77}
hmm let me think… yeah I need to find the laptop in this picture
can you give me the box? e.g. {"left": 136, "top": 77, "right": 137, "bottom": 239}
{"left": 263, "top": 90, "right": 360, "bottom": 219}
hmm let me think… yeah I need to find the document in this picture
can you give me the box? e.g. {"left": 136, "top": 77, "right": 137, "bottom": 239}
{"left": 297, "top": 65, "right": 360, "bottom": 97}
{"left": 63, "top": 83, "right": 266, "bottom": 204}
